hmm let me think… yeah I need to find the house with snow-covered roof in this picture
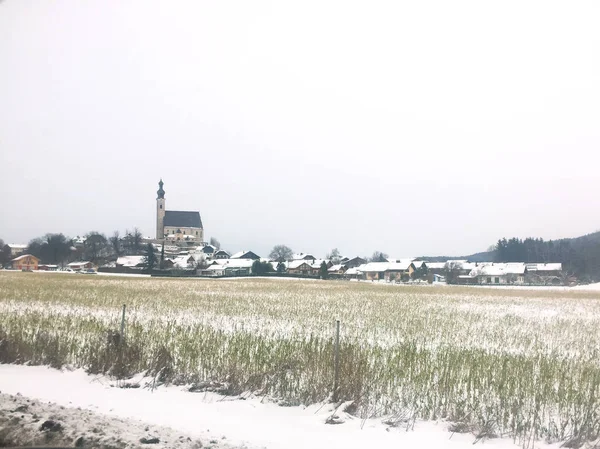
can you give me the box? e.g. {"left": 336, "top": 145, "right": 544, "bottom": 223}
{"left": 230, "top": 250, "right": 260, "bottom": 260}
{"left": 461, "top": 263, "right": 526, "bottom": 285}
{"left": 287, "top": 260, "right": 314, "bottom": 275}
{"left": 210, "top": 249, "right": 229, "bottom": 260}
{"left": 292, "top": 253, "right": 316, "bottom": 261}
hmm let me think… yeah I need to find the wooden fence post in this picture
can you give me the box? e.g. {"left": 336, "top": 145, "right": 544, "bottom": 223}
{"left": 333, "top": 319, "right": 340, "bottom": 403}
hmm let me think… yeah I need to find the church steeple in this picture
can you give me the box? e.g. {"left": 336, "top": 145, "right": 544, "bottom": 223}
{"left": 156, "top": 179, "right": 166, "bottom": 239}
{"left": 157, "top": 179, "right": 165, "bottom": 199}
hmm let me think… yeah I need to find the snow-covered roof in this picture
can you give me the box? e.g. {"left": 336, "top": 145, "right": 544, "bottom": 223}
{"left": 11, "top": 254, "right": 39, "bottom": 262}
{"left": 360, "top": 262, "right": 389, "bottom": 273}
{"left": 526, "top": 263, "right": 562, "bottom": 272}
{"left": 7, "top": 244, "right": 27, "bottom": 249}
{"left": 68, "top": 261, "right": 91, "bottom": 267}
{"left": 470, "top": 263, "right": 526, "bottom": 277}
{"left": 205, "top": 264, "right": 225, "bottom": 272}
{"left": 116, "top": 256, "right": 145, "bottom": 267}
{"left": 288, "top": 260, "right": 313, "bottom": 269}
{"left": 230, "top": 250, "right": 260, "bottom": 259}
{"left": 345, "top": 267, "right": 362, "bottom": 275}
{"left": 225, "top": 259, "right": 255, "bottom": 269}
{"left": 173, "top": 255, "right": 196, "bottom": 268}
{"left": 361, "top": 261, "right": 413, "bottom": 272}
{"left": 425, "top": 262, "right": 446, "bottom": 270}
{"left": 328, "top": 264, "right": 344, "bottom": 272}
{"left": 292, "top": 253, "right": 316, "bottom": 260}
{"left": 208, "top": 259, "right": 255, "bottom": 269}
{"left": 308, "top": 259, "right": 330, "bottom": 269}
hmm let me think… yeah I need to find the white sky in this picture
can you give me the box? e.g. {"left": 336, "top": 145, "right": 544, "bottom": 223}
{"left": 1, "top": 1, "right": 599, "bottom": 258}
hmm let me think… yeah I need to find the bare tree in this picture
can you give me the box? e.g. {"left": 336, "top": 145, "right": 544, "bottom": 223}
{"left": 445, "top": 261, "right": 463, "bottom": 285}
{"left": 269, "top": 244, "right": 293, "bottom": 263}
{"left": 209, "top": 237, "right": 221, "bottom": 249}
{"left": 84, "top": 232, "right": 109, "bottom": 263}
{"left": 369, "top": 251, "right": 389, "bottom": 262}
{"left": 326, "top": 248, "right": 342, "bottom": 264}
{"left": 124, "top": 228, "right": 143, "bottom": 254}
{"left": 109, "top": 231, "right": 122, "bottom": 256}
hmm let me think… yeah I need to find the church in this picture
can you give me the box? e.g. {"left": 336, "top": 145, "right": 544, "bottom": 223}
{"left": 156, "top": 180, "right": 204, "bottom": 242}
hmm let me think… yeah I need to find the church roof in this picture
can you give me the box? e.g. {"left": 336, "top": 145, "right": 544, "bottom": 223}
{"left": 164, "top": 210, "right": 203, "bottom": 228}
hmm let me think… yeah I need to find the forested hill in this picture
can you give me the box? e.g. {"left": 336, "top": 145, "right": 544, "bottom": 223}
{"left": 420, "top": 230, "right": 600, "bottom": 282}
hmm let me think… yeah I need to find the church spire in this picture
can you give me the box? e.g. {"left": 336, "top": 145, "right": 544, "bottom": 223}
{"left": 157, "top": 179, "right": 165, "bottom": 199}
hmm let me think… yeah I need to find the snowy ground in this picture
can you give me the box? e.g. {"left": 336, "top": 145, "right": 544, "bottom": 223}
{"left": 0, "top": 392, "right": 211, "bottom": 449}
{"left": 0, "top": 365, "right": 562, "bottom": 449}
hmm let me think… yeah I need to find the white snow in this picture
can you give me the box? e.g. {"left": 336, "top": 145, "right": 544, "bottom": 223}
{"left": 0, "top": 364, "right": 560, "bottom": 449}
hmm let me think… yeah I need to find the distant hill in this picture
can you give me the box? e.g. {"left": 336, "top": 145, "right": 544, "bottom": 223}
{"left": 419, "top": 230, "right": 600, "bottom": 282}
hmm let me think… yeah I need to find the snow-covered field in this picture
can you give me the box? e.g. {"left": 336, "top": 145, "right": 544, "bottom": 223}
{"left": 1, "top": 271, "right": 599, "bottom": 448}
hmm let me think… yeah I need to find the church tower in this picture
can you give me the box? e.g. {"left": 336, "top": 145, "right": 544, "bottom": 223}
{"left": 156, "top": 179, "right": 166, "bottom": 239}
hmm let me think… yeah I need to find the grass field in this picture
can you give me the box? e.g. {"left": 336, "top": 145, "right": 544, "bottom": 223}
{"left": 1, "top": 271, "right": 599, "bottom": 446}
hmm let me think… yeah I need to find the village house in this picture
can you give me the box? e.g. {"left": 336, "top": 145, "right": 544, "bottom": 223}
{"left": 11, "top": 254, "right": 39, "bottom": 270}
{"left": 212, "top": 249, "right": 231, "bottom": 260}
{"left": 201, "top": 245, "right": 217, "bottom": 256}
{"left": 462, "top": 263, "right": 526, "bottom": 285}
{"left": 343, "top": 266, "right": 363, "bottom": 280}
{"left": 425, "top": 262, "right": 446, "bottom": 276}
{"left": 525, "top": 263, "right": 563, "bottom": 284}
{"left": 231, "top": 250, "right": 261, "bottom": 260}
{"left": 200, "top": 258, "right": 254, "bottom": 277}
{"left": 7, "top": 244, "right": 27, "bottom": 257}
{"left": 384, "top": 261, "right": 416, "bottom": 282}
{"left": 172, "top": 255, "right": 197, "bottom": 269}
{"left": 360, "top": 262, "right": 388, "bottom": 281}
{"left": 287, "top": 260, "right": 314, "bottom": 276}
{"left": 328, "top": 264, "right": 347, "bottom": 278}
{"left": 116, "top": 255, "right": 146, "bottom": 268}
{"left": 292, "top": 253, "right": 316, "bottom": 261}
{"left": 38, "top": 264, "right": 59, "bottom": 271}
{"left": 68, "top": 261, "right": 94, "bottom": 271}
{"left": 342, "top": 257, "right": 367, "bottom": 269}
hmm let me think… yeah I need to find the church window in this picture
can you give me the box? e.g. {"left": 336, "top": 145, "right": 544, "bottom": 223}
{"left": 160, "top": 205, "right": 162, "bottom": 209}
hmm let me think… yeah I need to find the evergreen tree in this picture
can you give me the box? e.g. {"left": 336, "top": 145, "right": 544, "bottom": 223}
{"left": 252, "top": 260, "right": 274, "bottom": 276}
{"left": 143, "top": 243, "right": 157, "bottom": 272}
{"left": 319, "top": 261, "right": 329, "bottom": 279}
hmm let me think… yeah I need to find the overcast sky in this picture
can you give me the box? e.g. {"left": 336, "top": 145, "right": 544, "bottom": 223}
{"left": 1, "top": 1, "right": 599, "bottom": 258}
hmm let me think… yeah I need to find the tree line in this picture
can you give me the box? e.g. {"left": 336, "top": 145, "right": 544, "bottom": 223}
{"left": 0, "top": 228, "right": 146, "bottom": 267}
{"left": 494, "top": 232, "right": 600, "bottom": 282}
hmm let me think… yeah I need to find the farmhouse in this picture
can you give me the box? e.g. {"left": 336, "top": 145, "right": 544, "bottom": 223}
{"left": 7, "top": 244, "right": 27, "bottom": 257}
{"left": 11, "top": 254, "right": 39, "bottom": 270}
{"left": 359, "top": 261, "right": 416, "bottom": 281}
{"left": 343, "top": 257, "right": 367, "bottom": 269}
{"left": 328, "top": 264, "right": 347, "bottom": 277}
{"left": 525, "top": 263, "right": 563, "bottom": 284}
{"left": 465, "top": 263, "right": 526, "bottom": 285}
{"left": 360, "top": 262, "right": 388, "bottom": 281}
{"left": 384, "top": 261, "right": 415, "bottom": 282}
{"left": 231, "top": 250, "right": 260, "bottom": 260}
{"left": 116, "top": 255, "right": 146, "bottom": 268}
{"left": 68, "top": 261, "right": 94, "bottom": 271}
{"left": 156, "top": 180, "right": 204, "bottom": 242}
{"left": 213, "top": 249, "right": 231, "bottom": 259}
{"left": 287, "top": 260, "right": 314, "bottom": 275}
